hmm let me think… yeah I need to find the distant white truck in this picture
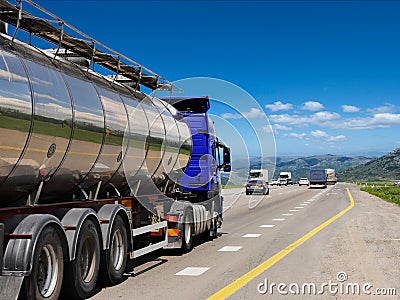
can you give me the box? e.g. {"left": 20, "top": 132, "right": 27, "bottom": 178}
{"left": 325, "top": 168, "right": 337, "bottom": 185}
{"left": 249, "top": 169, "right": 269, "bottom": 182}
{"left": 279, "top": 171, "right": 293, "bottom": 185}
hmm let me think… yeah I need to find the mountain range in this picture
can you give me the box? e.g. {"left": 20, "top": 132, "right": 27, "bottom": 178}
{"left": 225, "top": 154, "right": 375, "bottom": 184}
{"left": 224, "top": 148, "right": 400, "bottom": 185}
{"left": 337, "top": 148, "right": 400, "bottom": 182}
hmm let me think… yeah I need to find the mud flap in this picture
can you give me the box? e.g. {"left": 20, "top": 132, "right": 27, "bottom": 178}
{"left": 0, "top": 276, "right": 24, "bottom": 300}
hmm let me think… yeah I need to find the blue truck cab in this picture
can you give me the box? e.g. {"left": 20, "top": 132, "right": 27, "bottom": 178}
{"left": 163, "top": 96, "right": 231, "bottom": 250}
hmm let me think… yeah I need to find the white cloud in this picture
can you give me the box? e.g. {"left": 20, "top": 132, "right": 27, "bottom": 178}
{"left": 265, "top": 101, "right": 293, "bottom": 112}
{"left": 273, "top": 124, "right": 292, "bottom": 131}
{"left": 284, "top": 132, "right": 306, "bottom": 139}
{"left": 269, "top": 111, "right": 340, "bottom": 127}
{"left": 329, "top": 135, "right": 347, "bottom": 142}
{"left": 311, "top": 130, "right": 346, "bottom": 142}
{"left": 242, "top": 108, "right": 265, "bottom": 119}
{"left": 367, "top": 103, "right": 396, "bottom": 115}
{"left": 332, "top": 113, "right": 400, "bottom": 130}
{"left": 221, "top": 108, "right": 265, "bottom": 119}
{"left": 312, "top": 111, "right": 341, "bottom": 122}
{"left": 311, "top": 130, "right": 329, "bottom": 139}
{"left": 342, "top": 105, "right": 360, "bottom": 113}
{"left": 221, "top": 112, "right": 242, "bottom": 119}
{"left": 302, "top": 101, "right": 324, "bottom": 111}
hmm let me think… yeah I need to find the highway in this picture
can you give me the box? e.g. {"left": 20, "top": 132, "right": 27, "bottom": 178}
{"left": 91, "top": 184, "right": 399, "bottom": 299}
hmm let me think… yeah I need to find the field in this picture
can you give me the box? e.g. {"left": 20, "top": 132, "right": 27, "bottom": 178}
{"left": 356, "top": 182, "right": 400, "bottom": 206}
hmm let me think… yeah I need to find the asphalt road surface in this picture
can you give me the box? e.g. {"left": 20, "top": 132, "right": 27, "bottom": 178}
{"left": 91, "top": 183, "right": 399, "bottom": 299}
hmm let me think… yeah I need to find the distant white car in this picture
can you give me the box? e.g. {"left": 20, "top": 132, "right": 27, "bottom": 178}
{"left": 270, "top": 179, "right": 279, "bottom": 186}
{"left": 298, "top": 178, "right": 310, "bottom": 186}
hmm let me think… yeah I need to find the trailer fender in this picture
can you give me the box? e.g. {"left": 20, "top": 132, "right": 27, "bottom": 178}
{"left": 168, "top": 202, "right": 208, "bottom": 236}
{"left": 168, "top": 200, "right": 191, "bottom": 214}
{"left": 96, "top": 204, "right": 131, "bottom": 250}
{"left": 61, "top": 208, "right": 100, "bottom": 261}
{"left": 2, "top": 214, "right": 65, "bottom": 276}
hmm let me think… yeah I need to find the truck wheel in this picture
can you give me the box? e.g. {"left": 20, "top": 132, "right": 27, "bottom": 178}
{"left": 64, "top": 219, "right": 100, "bottom": 299}
{"left": 181, "top": 210, "right": 194, "bottom": 253}
{"left": 205, "top": 215, "right": 218, "bottom": 241}
{"left": 211, "top": 216, "right": 218, "bottom": 237}
{"left": 100, "top": 215, "right": 128, "bottom": 286}
{"left": 21, "top": 226, "right": 64, "bottom": 300}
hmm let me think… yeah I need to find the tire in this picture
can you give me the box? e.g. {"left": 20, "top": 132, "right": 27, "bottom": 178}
{"left": 100, "top": 215, "right": 128, "bottom": 286}
{"left": 210, "top": 216, "right": 218, "bottom": 237}
{"left": 266, "top": 188, "right": 270, "bottom": 195}
{"left": 204, "top": 215, "right": 218, "bottom": 241}
{"left": 246, "top": 191, "right": 249, "bottom": 195}
{"left": 64, "top": 219, "right": 101, "bottom": 299}
{"left": 181, "top": 210, "right": 194, "bottom": 253}
{"left": 20, "top": 226, "right": 64, "bottom": 300}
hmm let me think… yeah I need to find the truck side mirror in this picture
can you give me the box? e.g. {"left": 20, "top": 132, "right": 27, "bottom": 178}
{"left": 223, "top": 146, "right": 231, "bottom": 165}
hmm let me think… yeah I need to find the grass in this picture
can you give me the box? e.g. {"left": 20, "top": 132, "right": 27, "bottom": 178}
{"left": 1, "top": 115, "right": 122, "bottom": 145}
{"left": 359, "top": 183, "right": 400, "bottom": 206}
{"left": 354, "top": 181, "right": 395, "bottom": 187}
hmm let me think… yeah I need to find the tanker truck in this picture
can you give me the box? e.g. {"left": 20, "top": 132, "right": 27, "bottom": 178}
{"left": 0, "top": 1, "right": 231, "bottom": 299}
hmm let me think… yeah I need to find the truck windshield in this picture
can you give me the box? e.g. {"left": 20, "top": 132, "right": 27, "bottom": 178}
{"left": 250, "top": 172, "right": 261, "bottom": 177}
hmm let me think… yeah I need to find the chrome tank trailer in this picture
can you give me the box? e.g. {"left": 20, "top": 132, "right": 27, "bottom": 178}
{"left": 0, "top": 36, "right": 192, "bottom": 207}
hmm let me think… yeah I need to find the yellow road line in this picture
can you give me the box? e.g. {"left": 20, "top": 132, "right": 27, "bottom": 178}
{"left": 207, "top": 186, "right": 355, "bottom": 300}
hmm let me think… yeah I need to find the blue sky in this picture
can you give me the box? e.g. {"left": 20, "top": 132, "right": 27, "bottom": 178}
{"left": 31, "top": 1, "right": 400, "bottom": 156}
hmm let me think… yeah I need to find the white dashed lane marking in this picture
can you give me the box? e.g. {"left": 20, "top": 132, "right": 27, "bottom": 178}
{"left": 282, "top": 214, "right": 293, "bottom": 216}
{"left": 290, "top": 210, "right": 299, "bottom": 212}
{"left": 218, "top": 246, "right": 242, "bottom": 252}
{"left": 242, "top": 233, "right": 262, "bottom": 238}
{"left": 259, "top": 224, "right": 275, "bottom": 228}
{"left": 272, "top": 218, "right": 285, "bottom": 221}
{"left": 175, "top": 267, "right": 210, "bottom": 276}
{"left": 295, "top": 207, "right": 304, "bottom": 209}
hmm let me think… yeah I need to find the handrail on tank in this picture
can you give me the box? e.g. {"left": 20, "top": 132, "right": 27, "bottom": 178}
{"left": 0, "top": 0, "right": 182, "bottom": 93}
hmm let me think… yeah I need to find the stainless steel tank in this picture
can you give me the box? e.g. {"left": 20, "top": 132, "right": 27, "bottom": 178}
{"left": 0, "top": 36, "right": 192, "bottom": 207}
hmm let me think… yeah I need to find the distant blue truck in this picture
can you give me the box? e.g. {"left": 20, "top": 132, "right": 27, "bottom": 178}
{"left": 309, "top": 169, "right": 328, "bottom": 188}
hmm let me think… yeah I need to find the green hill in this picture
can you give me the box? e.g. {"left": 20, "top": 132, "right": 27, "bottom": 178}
{"left": 272, "top": 154, "right": 373, "bottom": 179}
{"left": 338, "top": 148, "right": 400, "bottom": 182}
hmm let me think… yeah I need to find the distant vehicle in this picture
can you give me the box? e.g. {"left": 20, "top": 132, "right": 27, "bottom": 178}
{"left": 292, "top": 179, "right": 299, "bottom": 185}
{"left": 325, "top": 168, "right": 337, "bottom": 185}
{"left": 246, "top": 179, "right": 269, "bottom": 195}
{"left": 249, "top": 169, "right": 269, "bottom": 182}
{"left": 298, "top": 178, "right": 310, "bottom": 186}
{"left": 309, "top": 169, "right": 327, "bottom": 188}
{"left": 279, "top": 171, "right": 293, "bottom": 185}
{"left": 394, "top": 181, "right": 400, "bottom": 186}
{"left": 270, "top": 179, "right": 279, "bottom": 186}
{"left": 278, "top": 178, "right": 288, "bottom": 186}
